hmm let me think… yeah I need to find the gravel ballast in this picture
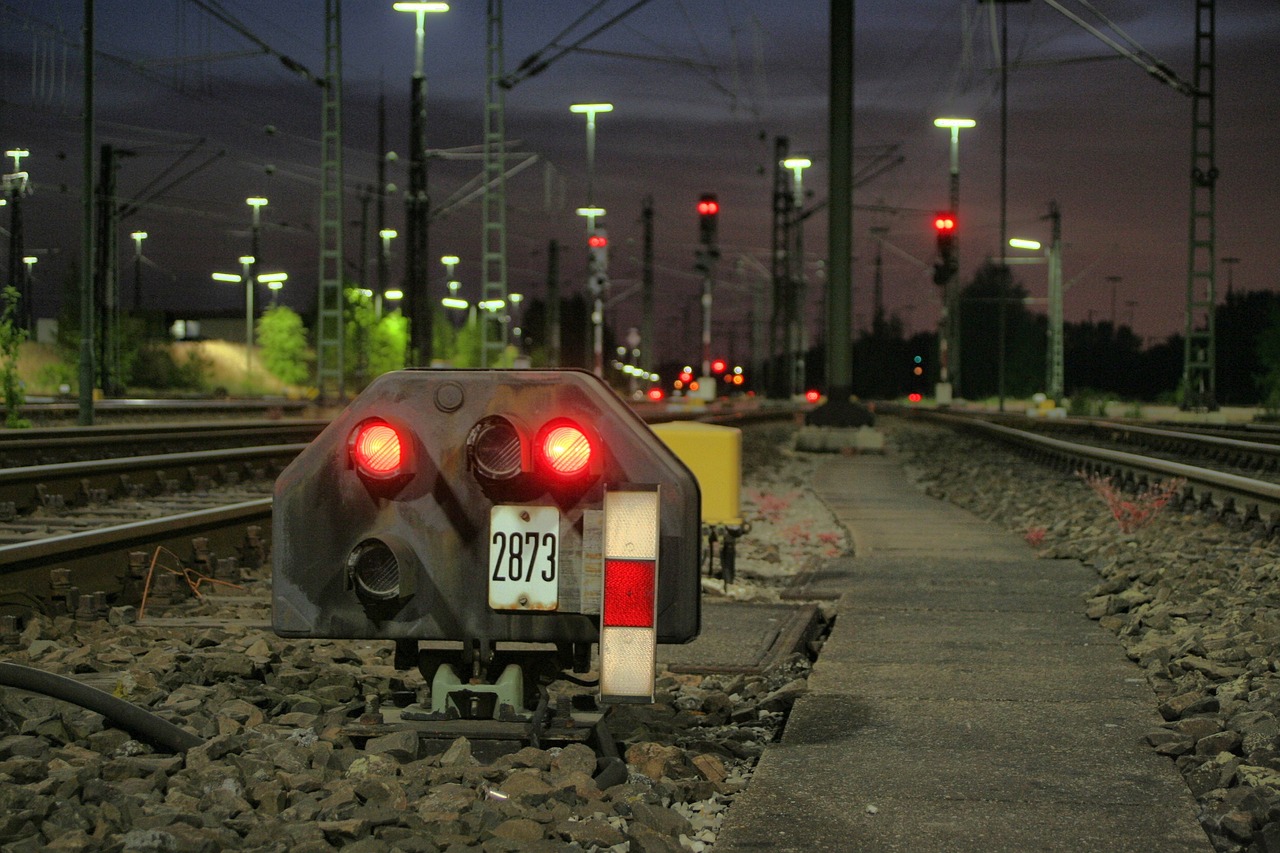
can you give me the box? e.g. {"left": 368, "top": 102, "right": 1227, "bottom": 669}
{"left": 0, "top": 423, "right": 843, "bottom": 852}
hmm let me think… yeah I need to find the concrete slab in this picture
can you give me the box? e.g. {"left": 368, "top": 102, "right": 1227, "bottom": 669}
{"left": 658, "top": 600, "right": 818, "bottom": 674}
{"left": 715, "top": 450, "right": 1212, "bottom": 852}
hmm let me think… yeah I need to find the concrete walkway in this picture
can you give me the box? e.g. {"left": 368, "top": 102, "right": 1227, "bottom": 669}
{"left": 715, "top": 451, "right": 1213, "bottom": 852}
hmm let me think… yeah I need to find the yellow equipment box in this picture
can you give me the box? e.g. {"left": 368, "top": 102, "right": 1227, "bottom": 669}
{"left": 650, "top": 421, "right": 742, "bottom": 526}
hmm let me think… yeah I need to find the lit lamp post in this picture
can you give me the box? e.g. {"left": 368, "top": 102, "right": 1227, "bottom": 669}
{"left": 508, "top": 291, "right": 523, "bottom": 352}
{"left": 21, "top": 256, "right": 36, "bottom": 320}
{"left": 4, "top": 148, "right": 32, "bottom": 331}
{"left": 570, "top": 103, "right": 612, "bottom": 211}
{"left": 129, "top": 230, "right": 147, "bottom": 314}
{"left": 1009, "top": 221, "right": 1064, "bottom": 400}
{"left": 212, "top": 254, "right": 258, "bottom": 386}
{"left": 571, "top": 102, "right": 613, "bottom": 378}
{"left": 783, "top": 156, "right": 810, "bottom": 398}
{"left": 441, "top": 254, "right": 459, "bottom": 288}
{"left": 377, "top": 228, "right": 398, "bottom": 316}
{"left": 246, "top": 197, "right": 267, "bottom": 284}
{"left": 393, "top": 1, "right": 449, "bottom": 366}
{"left": 933, "top": 117, "right": 975, "bottom": 402}
{"left": 258, "top": 272, "right": 288, "bottom": 306}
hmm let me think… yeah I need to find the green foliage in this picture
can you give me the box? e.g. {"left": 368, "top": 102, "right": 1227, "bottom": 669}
{"left": 257, "top": 305, "right": 310, "bottom": 386}
{"left": 344, "top": 289, "right": 409, "bottom": 391}
{"left": 369, "top": 310, "right": 408, "bottom": 376}
{"left": 37, "top": 361, "right": 77, "bottom": 395}
{"left": 1, "top": 285, "right": 31, "bottom": 428}
{"left": 1255, "top": 304, "right": 1280, "bottom": 415}
{"left": 129, "top": 343, "right": 210, "bottom": 392}
{"left": 1067, "top": 388, "right": 1111, "bottom": 417}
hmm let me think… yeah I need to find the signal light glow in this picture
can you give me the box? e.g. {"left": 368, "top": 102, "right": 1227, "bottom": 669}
{"left": 588, "top": 234, "right": 608, "bottom": 248}
{"left": 351, "top": 420, "right": 404, "bottom": 478}
{"left": 711, "top": 359, "right": 727, "bottom": 374}
{"left": 934, "top": 214, "right": 956, "bottom": 233}
{"left": 804, "top": 389, "right": 821, "bottom": 403}
{"left": 697, "top": 198, "right": 720, "bottom": 216}
{"left": 540, "top": 423, "right": 592, "bottom": 476}
{"left": 908, "top": 392, "right": 923, "bottom": 403}
{"left": 647, "top": 387, "right": 664, "bottom": 401}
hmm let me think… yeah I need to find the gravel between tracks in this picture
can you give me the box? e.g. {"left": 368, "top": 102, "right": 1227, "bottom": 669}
{"left": 0, "top": 423, "right": 844, "bottom": 853}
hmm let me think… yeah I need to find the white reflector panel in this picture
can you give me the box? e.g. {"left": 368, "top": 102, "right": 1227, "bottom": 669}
{"left": 600, "top": 625, "right": 657, "bottom": 702}
{"left": 604, "top": 489, "right": 658, "bottom": 560}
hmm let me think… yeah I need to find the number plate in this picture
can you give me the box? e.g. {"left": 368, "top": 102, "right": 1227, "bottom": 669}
{"left": 488, "top": 505, "right": 559, "bottom": 611}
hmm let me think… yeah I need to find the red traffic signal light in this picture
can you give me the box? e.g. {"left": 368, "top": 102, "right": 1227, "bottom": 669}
{"left": 933, "top": 213, "right": 956, "bottom": 233}
{"left": 350, "top": 419, "right": 407, "bottom": 480}
{"left": 588, "top": 233, "right": 608, "bottom": 248}
{"left": 710, "top": 358, "right": 727, "bottom": 374}
{"left": 697, "top": 197, "right": 720, "bottom": 216}
{"left": 272, "top": 369, "right": 701, "bottom": 706}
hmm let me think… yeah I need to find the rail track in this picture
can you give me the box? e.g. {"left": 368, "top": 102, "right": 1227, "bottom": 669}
{"left": 900, "top": 407, "right": 1280, "bottom": 534}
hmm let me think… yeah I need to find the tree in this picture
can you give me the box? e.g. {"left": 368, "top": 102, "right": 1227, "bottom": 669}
{"left": 369, "top": 310, "right": 408, "bottom": 376}
{"left": 258, "top": 305, "right": 310, "bottom": 386}
{"left": 1255, "top": 304, "right": 1280, "bottom": 413}
{"left": 958, "top": 261, "right": 1043, "bottom": 399}
{"left": 1, "top": 285, "right": 31, "bottom": 428}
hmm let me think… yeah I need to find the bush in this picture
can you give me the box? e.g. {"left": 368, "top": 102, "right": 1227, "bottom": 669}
{"left": 258, "top": 306, "right": 310, "bottom": 386}
{"left": 129, "top": 343, "right": 209, "bottom": 392}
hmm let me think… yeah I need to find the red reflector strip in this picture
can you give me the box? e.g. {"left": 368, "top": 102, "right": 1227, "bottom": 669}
{"left": 602, "top": 559, "right": 655, "bottom": 627}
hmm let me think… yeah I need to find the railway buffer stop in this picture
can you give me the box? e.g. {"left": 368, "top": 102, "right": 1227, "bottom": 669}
{"left": 270, "top": 369, "right": 702, "bottom": 742}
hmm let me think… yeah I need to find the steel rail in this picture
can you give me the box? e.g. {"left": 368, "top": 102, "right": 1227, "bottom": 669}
{"left": 0, "top": 420, "right": 327, "bottom": 465}
{"left": 935, "top": 413, "right": 1280, "bottom": 528}
{"left": 0, "top": 444, "right": 308, "bottom": 515}
{"left": 0, "top": 499, "right": 272, "bottom": 619}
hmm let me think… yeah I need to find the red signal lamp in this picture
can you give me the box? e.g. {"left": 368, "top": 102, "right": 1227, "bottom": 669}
{"left": 710, "top": 358, "right": 727, "bottom": 374}
{"left": 908, "top": 392, "right": 923, "bottom": 403}
{"left": 804, "top": 389, "right": 821, "bottom": 404}
{"left": 933, "top": 214, "right": 956, "bottom": 233}
{"left": 588, "top": 233, "right": 608, "bottom": 248}
{"left": 697, "top": 198, "right": 720, "bottom": 216}
{"left": 537, "top": 420, "right": 594, "bottom": 478}
{"left": 647, "top": 387, "right": 665, "bottom": 402}
{"left": 350, "top": 419, "right": 406, "bottom": 479}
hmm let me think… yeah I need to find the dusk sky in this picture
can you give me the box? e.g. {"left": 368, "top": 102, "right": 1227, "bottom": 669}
{"left": 3, "top": 1, "right": 1279, "bottom": 368}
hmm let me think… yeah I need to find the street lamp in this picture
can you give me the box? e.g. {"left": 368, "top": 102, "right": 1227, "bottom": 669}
{"left": 258, "top": 272, "right": 288, "bottom": 305}
{"left": 375, "top": 228, "right": 398, "bottom": 316}
{"left": 5, "top": 149, "right": 32, "bottom": 332}
{"left": 933, "top": 117, "right": 975, "bottom": 403}
{"left": 129, "top": 230, "right": 147, "bottom": 313}
{"left": 782, "top": 157, "right": 811, "bottom": 398}
{"left": 571, "top": 103, "right": 613, "bottom": 378}
{"left": 22, "top": 256, "right": 36, "bottom": 314}
{"left": 1007, "top": 203, "right": 1065, "bottom": 400}
{"left": 394, "top": 1, "right": 449, "bottom": 366}
{"left": 246, "top": 197, "right": 267, "bottom": 283}
{"left": 212, "top": 254, "right": 258, "bottom": 387}
{"left": 569, "top": 103, "right": 613, "bottom": 210}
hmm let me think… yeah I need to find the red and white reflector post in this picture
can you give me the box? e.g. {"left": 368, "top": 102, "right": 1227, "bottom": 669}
{"left": 599, "top": 486, "right": 660, "bottom": 703}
